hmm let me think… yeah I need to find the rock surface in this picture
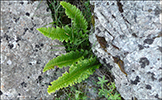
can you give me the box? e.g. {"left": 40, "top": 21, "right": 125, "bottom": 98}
{"left": 90, "top": 1, "right": 162, "bottom": 100}
{"left": 1, "top": 1, "right": 66, "bottom": 99}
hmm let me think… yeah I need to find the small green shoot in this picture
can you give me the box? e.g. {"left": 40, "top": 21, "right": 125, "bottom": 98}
{"left": 97, "top": 75, "right": 108, "bottom": 88}
{"left": 97, "top": 76, "right": 122, "bottom": 99}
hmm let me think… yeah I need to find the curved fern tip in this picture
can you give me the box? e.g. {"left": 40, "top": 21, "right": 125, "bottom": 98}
{"left": 60, "top": 1, "right": 88, "bottom": 31}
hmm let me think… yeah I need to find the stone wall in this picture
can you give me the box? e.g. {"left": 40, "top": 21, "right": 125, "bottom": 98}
{"left": 90, "top": 1, "right": 162, "bottom": 99}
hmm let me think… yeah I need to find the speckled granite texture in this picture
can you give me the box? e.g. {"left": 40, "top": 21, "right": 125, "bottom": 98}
{"left": 90, "top": 1, "right": 162, "bottom": 100}
{"left": 1, "top": 1, "right": 66, "bottom": 99}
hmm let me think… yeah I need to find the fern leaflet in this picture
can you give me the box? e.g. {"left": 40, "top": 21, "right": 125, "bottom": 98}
{"left": 43, "top": 50, "right": 88, "bottom": 72}
{"left": 37, "top": 26, "right": 69, "bottom": 42}
{"left": 47, "top": 57, "right": 100, "bottom": 94}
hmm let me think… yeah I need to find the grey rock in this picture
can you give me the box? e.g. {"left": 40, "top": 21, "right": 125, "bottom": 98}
{"left": 90, "top": 1, "right": 162, "bottom": 100}
{"left": 1, "top": 1, "right": 66, "bottom": 100}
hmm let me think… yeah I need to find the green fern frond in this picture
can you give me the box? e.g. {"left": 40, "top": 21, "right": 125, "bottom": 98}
{"left": 60, "top": 1, "right": 88, "bottom": 32}
{"left": 37, "top": 26, "right": 69, "bottom": 42}
{"left": 47, "top": 57, "right": 100, "bottom": 94}
{"left": 43, "top": 50, "right": 88, "bottom": 72}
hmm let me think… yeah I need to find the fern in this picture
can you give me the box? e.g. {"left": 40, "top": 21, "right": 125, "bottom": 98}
{"left": 37, "top": 26, "right": 69, "bottom": 42}
{"left": 47, "top": 57, "right": 100, "bottom": 94}
{"left": 43, "top": 50, "right": 88, "bottom": 72}
{"left": 60, "top": 1, "right": 88, "bottom": 32}
{"left": 37, "top": 1, "right": 101, "bottom": 95}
